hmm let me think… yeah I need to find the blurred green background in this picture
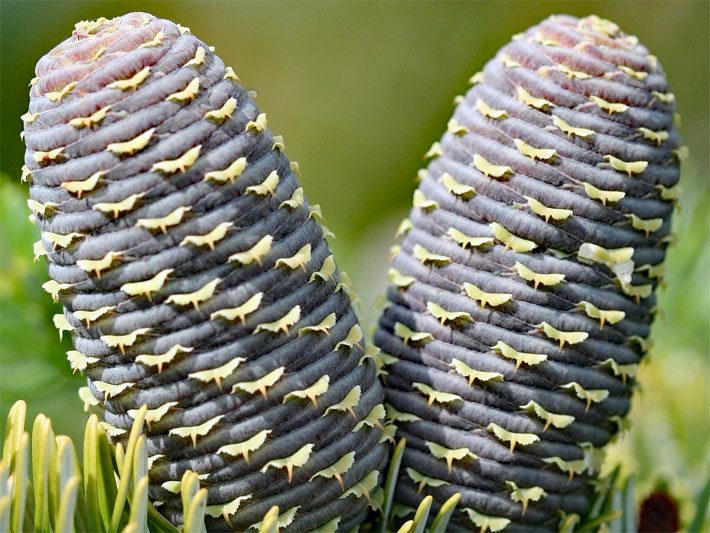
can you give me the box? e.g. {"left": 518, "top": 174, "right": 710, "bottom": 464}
{"left": 1, "top": 0, "right": 708, "bottom": 524}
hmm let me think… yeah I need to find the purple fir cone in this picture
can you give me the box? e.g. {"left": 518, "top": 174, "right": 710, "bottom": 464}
{"left": 374, "top": 15, "right": 684, "bottom": 532}
{"left": 22, "top": 13, "right": 387, "bottom": 532}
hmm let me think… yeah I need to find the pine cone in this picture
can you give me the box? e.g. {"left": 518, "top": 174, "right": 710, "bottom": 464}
{"left": 22, "top": 12, "right": 386, "bottom": 531}
{"left": 375, "top": 15, "right": 683, "bottom": 531}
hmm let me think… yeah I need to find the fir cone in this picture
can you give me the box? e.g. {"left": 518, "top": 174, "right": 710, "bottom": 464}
{"left": 22, "top": 13, "right": 387, "bottom": 532}
{"left": 375, "top": 15, "right": 683, "bottom": 531}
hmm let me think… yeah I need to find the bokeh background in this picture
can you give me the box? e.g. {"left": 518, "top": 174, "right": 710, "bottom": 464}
{"left": 1, "top": 0, "right": 708, "bottom": 525}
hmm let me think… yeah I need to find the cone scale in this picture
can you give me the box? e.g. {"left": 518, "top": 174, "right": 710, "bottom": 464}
{"left": 375, "top": 15, "right": 682, "bottom": 531}
{"left": 22, "top": 13, "right": 386, "bottom": 531}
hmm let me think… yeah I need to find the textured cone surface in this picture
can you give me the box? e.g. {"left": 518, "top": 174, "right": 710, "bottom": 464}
{"left": 374, "top": 15, "right": 681, "bottom": 531}
{"left": 22, "top": 13, "right": 386, "bottom": 531}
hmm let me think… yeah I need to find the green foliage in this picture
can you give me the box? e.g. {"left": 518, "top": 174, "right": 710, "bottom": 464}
{"left": 689, "top": 476, "right": 710, "bottom": 533}
{"left": 0, "top": 400, "right": 296, "bottom": 533}
{"left": 1, "top": 401, "right": 175, "bottom": 532}
{"left": 429, "top": 493, "right": 460, "bottom": 533}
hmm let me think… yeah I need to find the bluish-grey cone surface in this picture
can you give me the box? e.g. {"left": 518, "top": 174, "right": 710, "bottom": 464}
{"left": 374, "top": 14, "right": 682, "bottom": 532}
{"left": 22, "top": 13, "right": 387, "bottom": 532}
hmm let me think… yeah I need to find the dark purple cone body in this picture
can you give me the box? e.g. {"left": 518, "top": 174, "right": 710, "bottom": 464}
{"left": 374, "top": 15, "right": 682, "bottom": 531}
{"left": 22, "top": 13, "right": 386, "bottom": 532}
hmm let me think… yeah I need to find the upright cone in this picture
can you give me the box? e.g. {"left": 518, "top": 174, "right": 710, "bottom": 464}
{"left": 375, "top": 15, "right": 682, "bottom": 531}
{"left": 22, "top": 13, "right": 386, "bottom": 531}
